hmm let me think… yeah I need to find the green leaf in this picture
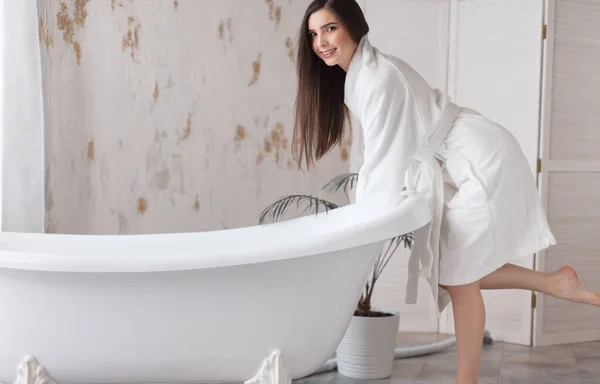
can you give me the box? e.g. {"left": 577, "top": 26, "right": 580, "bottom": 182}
{"left": 322, "top": 173, "right": 358, "bottom": 196}
{"left": 258, "top": 195, "right": 338, "bottom": 224}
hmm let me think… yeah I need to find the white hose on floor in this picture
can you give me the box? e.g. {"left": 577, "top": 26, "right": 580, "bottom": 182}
{"left": 313, "top": 329, "right": 492, "bottom": 375}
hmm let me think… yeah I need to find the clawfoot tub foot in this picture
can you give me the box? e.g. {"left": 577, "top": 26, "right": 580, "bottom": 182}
{"left": 1, "top": 356, "right": 57, "bottom": 384}
{"left": 244, "top": 349, "right": 292, "bottom": 384}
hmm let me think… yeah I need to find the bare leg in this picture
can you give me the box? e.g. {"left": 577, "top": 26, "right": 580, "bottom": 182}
{"left": 446, "top": 282, "right": 486, "bottom": 384}
{"left": 479, "top": 263, "right": 600, "bottom": 306}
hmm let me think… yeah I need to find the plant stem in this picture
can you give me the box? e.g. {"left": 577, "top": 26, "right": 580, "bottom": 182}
{"left": 375, "top": 239, "right": 402, "bottom": 280}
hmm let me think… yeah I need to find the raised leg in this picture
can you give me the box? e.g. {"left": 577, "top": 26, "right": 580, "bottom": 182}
{"left": 445, "top": 282, "right": 486, "bottom": 384}
{"left": 244, "top": 349, "right": 292, "bottom": 384}
{"left": 479, "top": 263, "right": 600, "bottom": 306}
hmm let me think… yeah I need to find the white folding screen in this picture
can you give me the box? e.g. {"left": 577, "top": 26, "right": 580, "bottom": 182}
{"left": 534, "top": 0, "right": 600, "bottom": 346}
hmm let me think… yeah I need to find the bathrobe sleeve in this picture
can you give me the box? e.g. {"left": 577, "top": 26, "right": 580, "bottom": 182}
{"left": 354, "top": 70, "right": 425, "bottom": 209}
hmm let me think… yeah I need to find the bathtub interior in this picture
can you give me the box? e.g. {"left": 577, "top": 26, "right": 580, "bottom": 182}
{"left": 0, "top": 195, "right": 431, "bottom": 273}
{"left": 0, "top": 201, "right": 351, "bottom": 252}
{"left": 0, "top": 200, "right": 360, "bottom": 253}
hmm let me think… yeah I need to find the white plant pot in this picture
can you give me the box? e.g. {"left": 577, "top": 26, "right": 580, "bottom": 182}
{"left": 335, "top": 309, "right": 400, "bottom": 380}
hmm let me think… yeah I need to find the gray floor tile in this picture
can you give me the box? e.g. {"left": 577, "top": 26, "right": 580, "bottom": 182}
{"left": 499, "top": 342, "right": 580, "bottom": 384}
{"left": 572, "top": 340, "right": 600, "bottom": 359}
{"left": 574, "top": 356, "right": 600, "bottom": 384}
{"left": 385, "top": 359, "right": 428, "bottom": 383}
{"left": 293, "top": 333, "right": 599, "bottom": 384}
{"left": 571, "top": 340, "right": 600, "bottom": 383}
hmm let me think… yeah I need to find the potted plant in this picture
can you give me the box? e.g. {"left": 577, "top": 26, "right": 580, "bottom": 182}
{"left": 259, "top": 173, "right": 413, "bottom": 380}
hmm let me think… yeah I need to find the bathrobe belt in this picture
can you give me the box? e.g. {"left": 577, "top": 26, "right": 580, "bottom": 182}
{"left": 404, "top": 101, "right": 460, "bottom": 311}
{"left": 416, "top": 102, "right": 460, "bottom": 163}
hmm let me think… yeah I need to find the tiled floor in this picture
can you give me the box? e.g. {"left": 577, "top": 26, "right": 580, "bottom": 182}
{"left": 295, "top": 332, "right": 600, "bottom": 384}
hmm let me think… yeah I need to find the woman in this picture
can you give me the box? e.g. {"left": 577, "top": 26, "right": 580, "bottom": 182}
{"left": 291, "top": 0, "right": 600, "bottom": 383}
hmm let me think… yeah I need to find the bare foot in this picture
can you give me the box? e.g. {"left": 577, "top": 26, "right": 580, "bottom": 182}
{"left": 551, "top": 266, "right": 600, "bottom": 306}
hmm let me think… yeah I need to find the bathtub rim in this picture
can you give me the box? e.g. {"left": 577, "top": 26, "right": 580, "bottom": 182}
{"left": 0, "top": 195, "right": 431, "bottom": 273}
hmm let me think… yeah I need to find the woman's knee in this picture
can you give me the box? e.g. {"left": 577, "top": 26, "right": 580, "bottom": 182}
{"left": 440, "top": 281, "right": 481, "bottom": 296}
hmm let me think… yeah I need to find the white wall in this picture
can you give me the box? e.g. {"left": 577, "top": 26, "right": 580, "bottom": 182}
{"left": 37, "top": 0, "right": 349, "bottom": 234}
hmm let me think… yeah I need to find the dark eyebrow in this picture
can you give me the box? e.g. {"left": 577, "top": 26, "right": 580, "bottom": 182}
{"left": 308, "top": 22, "right": 338, "bottom": 33}
{"left": 320, "top": 22, "right": 338, "bottom": 29}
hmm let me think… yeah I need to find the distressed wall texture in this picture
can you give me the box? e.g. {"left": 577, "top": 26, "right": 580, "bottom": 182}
{"left": 37, "top": 0, "right": 351, "bottom": 234}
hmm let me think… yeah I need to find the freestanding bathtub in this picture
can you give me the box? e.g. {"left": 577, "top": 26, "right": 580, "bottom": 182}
{"left": 0, "top": 195, "right": 430, "bottom": 384}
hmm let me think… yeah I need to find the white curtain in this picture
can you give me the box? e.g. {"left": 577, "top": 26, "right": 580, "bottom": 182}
{"left": 1, "top": 0, "right": 45, "bottom": 232}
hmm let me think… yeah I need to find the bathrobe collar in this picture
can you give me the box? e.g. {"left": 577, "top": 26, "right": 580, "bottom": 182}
{"left": 344, "top": 35, "right": 374, "bottom": 116}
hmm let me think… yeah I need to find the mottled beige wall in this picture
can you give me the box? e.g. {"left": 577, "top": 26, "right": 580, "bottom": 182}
{"left": 37, "top": 0, "right": 350, "bottom": 234}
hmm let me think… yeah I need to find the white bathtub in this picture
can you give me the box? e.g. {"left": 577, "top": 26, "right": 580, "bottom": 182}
{"left": 0, "top": 195, "right": 430, "bottom": 384}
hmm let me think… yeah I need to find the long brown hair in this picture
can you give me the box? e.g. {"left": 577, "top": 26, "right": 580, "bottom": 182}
{"left": 292, "top": 0, "right": 369, "bottom": 170}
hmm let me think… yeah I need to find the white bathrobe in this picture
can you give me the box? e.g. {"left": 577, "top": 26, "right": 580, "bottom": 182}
{"left": 344, "top": 35, "right": 556, "bottom": 315}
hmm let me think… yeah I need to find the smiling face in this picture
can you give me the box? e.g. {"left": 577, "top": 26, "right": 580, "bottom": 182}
{"left": 307, "top": 8, "right": 357, "bottom": 72}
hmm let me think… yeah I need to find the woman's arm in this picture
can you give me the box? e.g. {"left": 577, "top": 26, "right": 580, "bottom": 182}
{"left": 355, "top": 70, "right": 424, "bottom": 208}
